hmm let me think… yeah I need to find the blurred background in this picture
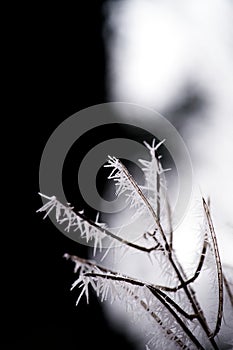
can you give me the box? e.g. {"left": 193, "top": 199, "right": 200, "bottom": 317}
{"left": 3, "top": 1, "right": 233, "bottom": 349}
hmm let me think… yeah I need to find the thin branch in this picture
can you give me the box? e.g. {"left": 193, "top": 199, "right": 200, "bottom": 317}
{"left": 143, "top": 231, "right": 163, "bottom": 251}
{"left": 156, "top": 237, "right": 208, "bottom": 292}
{"left": 113, "top": 159, "right": 212, "bottom": 339}
{"left": 166, "top": 198, "right": 173, "bottom": 250}
{"left": 66, "top": 255, "right": 196, "bottom": 321}
{"left": 129, "top": 289, "right": 192, "bottom": 350}
{"left": 38, "top": 193, "right": 159, "bottom": 253}
{"left": 83, "top": 271, "right": 204, "bottom": 350}
{"left": 143, "top": 219, "right": 212, "bottom": 343}
{"left": 205, "top": 202, "right": 233, "bottom": 309}
{"left": 165, "top": 244, "right": 218, "bottom": 348}
{"left": 78, "top": 212, "right": 158, "bottom": 253}
{"left": 156, "top": 157, "right": 161, "bottom": 222}
{"left": 117, "top": 160, "right": 170, "bottom": 251}
{"left": 86, "top": 272, "right": 196, "bottom": 320}
{"left": 149, "top": 289, "right": 205, "bottom": 350}
{"left": 203, "top": 198, "right": 223, "bottom": 338}
{"left": 223, "top": 274, "right": 233, "bottom": 308}
{"left": 147, "top": 286, "right": 197, "bottom": 321}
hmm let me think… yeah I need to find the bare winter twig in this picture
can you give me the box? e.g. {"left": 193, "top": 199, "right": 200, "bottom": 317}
{"left": 37, "top": 139, "right": 233, "bottom": 350}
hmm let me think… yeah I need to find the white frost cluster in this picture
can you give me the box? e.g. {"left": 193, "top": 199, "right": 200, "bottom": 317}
{"left": 105, "top": 139, "right": 170, "bottom": 236}
{"left": 37, "top": 193, "right": 107, "bottom": 255}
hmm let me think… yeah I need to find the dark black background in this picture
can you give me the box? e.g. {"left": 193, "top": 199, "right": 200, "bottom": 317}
{"left": 2, "top": 2, "right": 136, "bottom": 349}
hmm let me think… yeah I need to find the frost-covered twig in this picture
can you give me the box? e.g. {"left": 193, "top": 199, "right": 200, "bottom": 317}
{"left": 223, "top": 274, "right": 233, "bottom": 308}
{"left": 104, "top": 148, "right": 214, "bottom": 344}
{"left": 105, "top": 155, "right": 169, "bottom": 249}
{"left": 202, "top": 199, "right": 223, "bottom": 338}
{"left": 155, "top": 236, "right": 208, "bottom": 292}
{"left": 65, "top": 254, "right": 203, "bottom": 350}
{"left": 37, "top": 193, "right": 106, "bottom": 255}
{"left": 37, "top": 139, "right": 232, "bottom": 350}
{"left": 37, "top": 193, "right": 160, "bottom": 254}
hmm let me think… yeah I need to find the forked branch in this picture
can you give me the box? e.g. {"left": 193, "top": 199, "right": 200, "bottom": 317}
{"left": 37, "top": 139, "right": 232, "bottom": 350}
{"left": 68, "top": 255, "right": 204, "bottom": 350}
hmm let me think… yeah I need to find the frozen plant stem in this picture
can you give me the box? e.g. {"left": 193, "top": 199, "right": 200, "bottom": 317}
{"left": 66, "top": 254, "right": 203, "bottom": 349}
{"left": 107, "top": 157, "right": 218, "bottom": 348}
{"left": 37, "top": 139, "right": 233, "bottom": 350}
